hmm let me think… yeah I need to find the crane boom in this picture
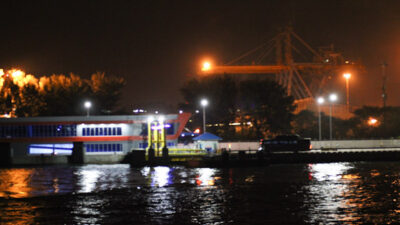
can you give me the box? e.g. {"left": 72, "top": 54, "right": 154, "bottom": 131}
{"left": 199, "top": 64, "right": 357, "bottom": 75}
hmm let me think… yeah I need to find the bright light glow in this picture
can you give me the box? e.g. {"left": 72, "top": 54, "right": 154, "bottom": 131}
{"left": 147, "top": 116, "right": 155, "bottom": 123}
{"left": 317, "top": 97, "right": 325, "bottom": 104}
{"left": 343, "top": 73, "right": 351, "bottom": 80}
{"left": 368, "top": 117, "right": 378, "bottom": 126}
{"left": 229, "top": 122, "right": 241, "bottom": 126}
{"left": 179, "top": 110, "right": 183, "bottom": 114}
{"left": 194, "top": 128, "right": 200, "bottom": 134}
{"left": 155, "top": 111, "right": 159, "bottom": 114}
{"left": 195, "top": 168, "right": 216, "bottom": 186}
{"left": 0, "top": 69, "right": 4, "bottom": 76}
{"left": 151, "top": 124, "right": 171, "bottom": 130}
{"left": 200, "top": 99, "right": 208, "bottom": 107}
{"left": 78, "top": 169, "right": 101, "bottom": 193}
{"left": 152, "top": 167, "right": 171, "bottom": 187}
{"left": 309, "top": 163, "right": 352, "bottom": 181}
{"left": 133, "top": 109, "right": 145, "bottom": 113}
{"left": 306, "top": 163, "right": 356, "bottom": 224}
{"left": 1, "top": 114, "right": 10, "bottom": 118}
{"left": 11, "top": 69, "right": 24, "bottom": 78}
{"left": 29, "top": 143, "right": 73, "bottom": 155}
{"left": 158, "top": 116, "right": 165, "bottom": 122}
{"left": 201, "top": 61, "right": 211, "bottom": 71}
{"left": 195, "top": 110, "right": 200, "bottom": 114}
{"left": 329, "top": 93, "right": 338, "bottom": 102}
{"left": 84, "top": 101, "right": 92, "bottom": 109}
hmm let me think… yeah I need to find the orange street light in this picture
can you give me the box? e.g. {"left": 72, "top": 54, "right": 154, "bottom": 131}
{"left": 201, "top": 61, "right": 211, "bottom": 71}
{"left": 343, "top": 73, "right": 351, "bottom": 111}
{"left": 367, "top": 117, "right": 378, "bottom": 126}
{"left": 343, "top": 73, "right": 351, "bottom": 80}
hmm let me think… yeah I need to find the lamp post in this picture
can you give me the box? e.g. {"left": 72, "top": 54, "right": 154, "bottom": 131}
{"left": 329, "top": 93, "right": 337, "bottom": 140}
{"left": 84, "top": 101, "right": 92, "bottom": 117}
{"left": 200, "top": 99, "right": 208, "bottom": 133}
{"left": 202, "top": 61, "right": 211, "bottom": 71}
{"left": 317, "top": 97, "right": 325, "bottom": 140}
{"left": 343, "top": 73, "right": 351, "bottom": 111}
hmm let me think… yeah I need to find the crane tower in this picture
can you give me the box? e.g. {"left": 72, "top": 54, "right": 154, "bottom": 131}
{"left": 198, "top": 26, "right": 363, "bottom": 114}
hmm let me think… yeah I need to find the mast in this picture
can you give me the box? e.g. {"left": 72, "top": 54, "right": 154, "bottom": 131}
{"left": 381, "top": 62, "right": 388, "bottom": 108}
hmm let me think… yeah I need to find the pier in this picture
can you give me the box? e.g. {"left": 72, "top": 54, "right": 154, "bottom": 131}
{"left": 127, "top": 147, "right": 400, "bottom": 167}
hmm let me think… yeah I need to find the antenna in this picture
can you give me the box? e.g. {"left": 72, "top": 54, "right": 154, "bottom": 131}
{"left": 381, "top": 61, "right": 388, "bottom": 108}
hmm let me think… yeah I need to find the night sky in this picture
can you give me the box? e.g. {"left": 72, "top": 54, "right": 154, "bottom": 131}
{"left": 0, "top": 0, "right": 399, "bottom": 110}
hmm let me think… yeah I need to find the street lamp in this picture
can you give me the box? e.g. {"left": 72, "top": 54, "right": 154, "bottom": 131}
{"left": 317, "top": 97, "right": 325, "bottom": 140}
{"left": 329, "top": 93, "right": 337, "bottom": 140}
{"left": 368, "top": 117, "right": 378, "bottom": 126}
{"left": 202, "top": 61, "right": 211, "bottom": 71}
{"left": 84, "top": 101, "right": 92, "bottom": 117}
{"left": 200, "top": 99, "right": 208, "bottom": 133}
{"left": 343, "top": 73, "right": 351, "bottom": 111}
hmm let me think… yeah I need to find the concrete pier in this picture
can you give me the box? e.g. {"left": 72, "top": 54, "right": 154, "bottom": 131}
{"left": 0, "top": 142, "right": 12, "bottom": 166}
{"left": 69, "top": 142, "right": 85, "bottom": 164}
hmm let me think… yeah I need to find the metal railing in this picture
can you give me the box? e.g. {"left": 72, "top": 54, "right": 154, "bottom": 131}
{"left": 168, "top": 148, "right": 207, "bottom": 156}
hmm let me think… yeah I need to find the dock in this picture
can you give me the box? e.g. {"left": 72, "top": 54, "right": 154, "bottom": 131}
{"left": 127, "top": 148, "right": 400, "bottom": 168}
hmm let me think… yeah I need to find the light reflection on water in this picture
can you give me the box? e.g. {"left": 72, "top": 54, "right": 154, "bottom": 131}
{"left": 0, "top": 169, "right": 33, "bottom": 198}
{"left": 1, "top": 162, "right": 400, "bottom": 224}
{"left": 306, "top": 163, "right": 357, "bottom": 223}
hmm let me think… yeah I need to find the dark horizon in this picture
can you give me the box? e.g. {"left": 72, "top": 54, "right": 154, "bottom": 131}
{"left": 0, "top": 0, "right": 399, "bottom": 110}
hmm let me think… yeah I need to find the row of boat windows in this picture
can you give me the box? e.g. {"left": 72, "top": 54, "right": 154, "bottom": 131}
{"left": 0, "top": 124, "right": 175, "bottom": 138}
{"left": 82, "top": 127, "right": 122, "bottom": 136}
{"left": 0, "top": 125, "right": 122, "bottom": 138}
{"left": 0, "top": 125, "right": 77, "bottom": 138}
{"left": 85, "top": 143, "right": 122, "bottom": 152}
{"left": 28, "top": 143, "right": 122, "bottom": 154}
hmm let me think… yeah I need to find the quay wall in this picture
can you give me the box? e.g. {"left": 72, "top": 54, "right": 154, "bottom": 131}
{"left": 311, "top": 139, "right": 400, "bottom": 149}
{"left": 219, "top": 139, "right": 400, "bottom": 151}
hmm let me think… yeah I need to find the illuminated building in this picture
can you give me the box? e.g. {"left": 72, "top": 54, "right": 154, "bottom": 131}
{"left": 0, "top": 113, "right": 190, "bottom": 164}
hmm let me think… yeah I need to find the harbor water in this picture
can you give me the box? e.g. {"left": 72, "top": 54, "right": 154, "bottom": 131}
{"left": 1, "top": 162, "right": 400, "bottom": 224}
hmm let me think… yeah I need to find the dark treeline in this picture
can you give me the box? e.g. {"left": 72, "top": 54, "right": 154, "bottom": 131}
{"left": 294, "top": 106, "right": 400, "bottom": 140}
{"left": 0, "top": 71, "right": 126, "bottom": 117}
{"left": 180, "top": 76, "right": 400, "bottom": 141}
{"left": 3, "top": 70, "right": 398, "bottom": 141}
{"left": 179, "top": 76, "right": 295, "bottom": 140}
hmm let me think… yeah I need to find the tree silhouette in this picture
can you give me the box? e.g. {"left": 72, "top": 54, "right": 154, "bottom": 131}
{"left": 239, "top": 79, "right": 295, "bottom": 138}
{"left": 89, "top": 72, "right": 126, "bottom": 114}
{"left": 179, "top": 77, "right": 296, "bottom": 139}
{"left": 0, "top": 71, "right": 125, "bottom": 117}
{"left": 179, "top": 76, "right": 237, "bottom": 136}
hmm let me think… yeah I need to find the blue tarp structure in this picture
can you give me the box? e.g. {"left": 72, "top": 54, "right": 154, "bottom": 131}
{"left": 193, "top": 132, "right": 222, "bottom": 141}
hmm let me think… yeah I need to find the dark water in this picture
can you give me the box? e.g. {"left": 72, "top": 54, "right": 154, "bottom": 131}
{"left": 1, "top": 162, "right": 400, "bottom": 224}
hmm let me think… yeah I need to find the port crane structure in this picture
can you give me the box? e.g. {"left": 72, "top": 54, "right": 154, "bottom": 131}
{"left": 198, "top": 27, "right": 363, "bottom": 113}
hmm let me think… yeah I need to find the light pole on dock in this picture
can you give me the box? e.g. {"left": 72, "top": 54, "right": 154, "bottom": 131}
{"left": 84, "top": 101, "right": 92, "bottom": 117}
{"left": 343, "top": 73, "right": 351, "bottom": 112}
{"left": 200, "top": 99, "right": 208, "bottom": 133}
{"left": 329, "top": 93, "right": 337, "bottom": 140}
{"left": 317, "top": 97, "right": 325, "bottom": 140}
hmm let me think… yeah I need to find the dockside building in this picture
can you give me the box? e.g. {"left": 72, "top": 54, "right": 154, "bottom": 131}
{"left": 0, "top": 113, "right": 191, "bottom": 165}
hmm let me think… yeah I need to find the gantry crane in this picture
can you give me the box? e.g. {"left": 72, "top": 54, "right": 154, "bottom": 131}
{"left": 198, "top": 26, "right": 363, "bottom": 113}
